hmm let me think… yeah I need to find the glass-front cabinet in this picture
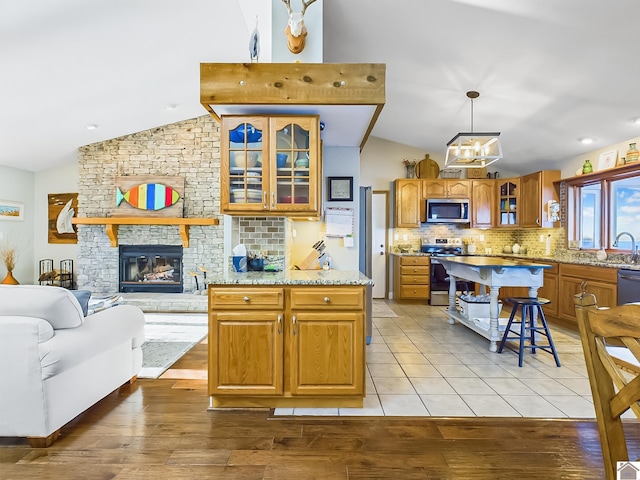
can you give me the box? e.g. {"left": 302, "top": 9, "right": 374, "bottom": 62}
{"left": 497, "top": 178, "right": 520, "bottom": 227}
{"left": 220, "top": 115, "right": 320, "bottom": 216}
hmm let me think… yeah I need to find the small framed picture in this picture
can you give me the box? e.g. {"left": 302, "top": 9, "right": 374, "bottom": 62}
{"left": 597, "top": 150, "right": 618, "bottom": 171}
{"left": 0, "top": 200, "right": 24, "bottom": 221}
{"left": 327, "top": 177, "right": 353, "bottom": 201}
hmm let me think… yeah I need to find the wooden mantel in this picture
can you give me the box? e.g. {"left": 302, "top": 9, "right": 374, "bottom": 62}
{"left": 72, "top": 217, "right": 220, "bottom": 248}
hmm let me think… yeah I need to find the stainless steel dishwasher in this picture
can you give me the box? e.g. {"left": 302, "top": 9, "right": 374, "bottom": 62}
{"left": 617, "top": 269, "right": 640, "bottom": 305}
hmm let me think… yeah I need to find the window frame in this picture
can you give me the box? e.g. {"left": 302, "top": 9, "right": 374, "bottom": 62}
{"left": 566, "top": 163, "right": 640, "bottom": 252}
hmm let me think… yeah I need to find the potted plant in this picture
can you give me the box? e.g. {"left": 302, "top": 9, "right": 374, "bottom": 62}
{"left": 0, "top": 240, "right": 19, "bottom": 284}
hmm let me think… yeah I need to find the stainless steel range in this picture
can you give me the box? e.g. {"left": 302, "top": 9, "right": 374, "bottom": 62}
{"left": 421, "top": 237, "right": 475, "bottom": 306}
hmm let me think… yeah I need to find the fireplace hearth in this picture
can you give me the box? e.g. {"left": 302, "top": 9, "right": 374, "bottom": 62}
{"left": 119, "top": 245, "right": 183, "bottom": 293}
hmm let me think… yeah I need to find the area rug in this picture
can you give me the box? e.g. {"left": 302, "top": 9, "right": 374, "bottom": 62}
{"left": 138, "top": 313, "right": 208, "bottom": 379}
{"left": 372, "top": 300, "right": 397, "bottom": 318}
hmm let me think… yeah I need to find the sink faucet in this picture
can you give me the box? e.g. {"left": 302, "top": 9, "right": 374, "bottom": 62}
{"left": 614, "top": 232, "right": 639, "bottom": 264}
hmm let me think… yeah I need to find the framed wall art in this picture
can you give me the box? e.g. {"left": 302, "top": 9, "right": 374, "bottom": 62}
{"left": 597, "top": 150, "right": 618, "bottom": 171}
{"left": 0, "top": 200, "right": 24, "bottom": 221}
{"left": 48, "top": 193, "right": 78, "bottom": 244}
{"left": 327, "top": 177, "right": 353, "bottom": 202}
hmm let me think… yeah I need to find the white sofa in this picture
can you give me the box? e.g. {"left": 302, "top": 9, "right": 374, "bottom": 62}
{"left": 0, "top": 285, "right": 145, "bottom": 447}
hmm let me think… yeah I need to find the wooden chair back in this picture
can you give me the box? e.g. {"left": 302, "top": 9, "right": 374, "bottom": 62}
{"left": 574, "top": 293, "right": 640, "bottom": 480}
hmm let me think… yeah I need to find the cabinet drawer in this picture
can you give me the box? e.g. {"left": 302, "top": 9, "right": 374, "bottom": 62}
{"left": 400, "top": 274, "right": 430, "bottom": 286}
{"left": 400, "top": 256, "right": 430, "bottom": 266}
{"left": 400, "top": 285, "right": 430, "bottom": 299}
{"left": 290, "top": 287, "right": 364, "bottom": 310}
{"left": 209, "top": 288, "right": 284, "bottom": 309}
{"left": 560, "top": 264, "right": 617, "bottom": 283}
{"left": 400, "top": 265, "right": 430, "bottom": 275}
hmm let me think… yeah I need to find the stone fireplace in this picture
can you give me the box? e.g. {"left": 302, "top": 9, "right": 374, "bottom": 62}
{"left": 75, "top": 116, "right": 224, "bottom": 294}
{"left": 119, "top": 245, "right": 183, "bottom": 293}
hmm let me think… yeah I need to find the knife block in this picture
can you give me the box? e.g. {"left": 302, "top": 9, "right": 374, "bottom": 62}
{"left": 294, "top": 250, "right": 321, "bottom": 270}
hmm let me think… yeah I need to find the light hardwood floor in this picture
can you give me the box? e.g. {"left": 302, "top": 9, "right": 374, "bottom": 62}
{"left": 2, "top": 303, "right": 640, "bottom": 479}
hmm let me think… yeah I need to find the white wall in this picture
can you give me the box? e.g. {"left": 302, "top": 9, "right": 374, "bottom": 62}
{"left": 0, "top": 165, "right": 35, "bottom": 284}
{"left": 291, "top": 146, "right": 360, "bottom": 271}
{"left": 33, "top": 161, "right": 79, "bottom": 283}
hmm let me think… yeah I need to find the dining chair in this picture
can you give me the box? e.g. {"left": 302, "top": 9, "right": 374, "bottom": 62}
{"left": 574, "top": 293, "right": 640, "bottom": 480}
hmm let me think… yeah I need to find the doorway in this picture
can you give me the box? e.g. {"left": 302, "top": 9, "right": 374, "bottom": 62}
{"left": 371, "top": 191, "right": 389, "bottom": 298}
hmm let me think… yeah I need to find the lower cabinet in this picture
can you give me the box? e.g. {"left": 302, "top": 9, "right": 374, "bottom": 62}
{"left": 209, "top": 285, "right": 365, "bottom": 408}
{"left": 393, "top": 255, "right": 430, "bottom": 301}
{"left": 498, "top": 261, "right": 558, "bottom": 318}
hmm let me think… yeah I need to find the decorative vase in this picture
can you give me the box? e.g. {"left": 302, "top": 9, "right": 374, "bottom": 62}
{"left": 582, "top": 160, "right": 593, "bottom": 174}
{"left": 1, "top": 270, "right": 19, "bottom": 285}
{"left": 405, "top": 164, "right": 416, "bottom": 179}
{"left": 626, "top": 143, "right": 639, "bottom": 163}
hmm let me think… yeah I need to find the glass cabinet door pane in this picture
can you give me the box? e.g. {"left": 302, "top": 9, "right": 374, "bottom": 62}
{"left": 275, "top": 123, "right": 311, "bottom": 205}
{"left": 228, "top": 122, "right": 264, "bottom": 205}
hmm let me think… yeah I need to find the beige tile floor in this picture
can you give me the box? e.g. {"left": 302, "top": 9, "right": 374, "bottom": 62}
{"left": 274, "top": 299, "right": 603, "bottom": 418}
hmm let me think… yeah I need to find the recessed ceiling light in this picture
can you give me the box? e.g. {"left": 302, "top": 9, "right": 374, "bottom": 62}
{"left": 634, "top": 117, "right": 640, "bottom": 125}
{"left": 86, "top": 124, "right": 98, "bottom": 130}
{"left": 165, "top": 104, "right": 178, "bottom": 111}
{"left": 579, "top": 137, "right": 595, "bottom": 145}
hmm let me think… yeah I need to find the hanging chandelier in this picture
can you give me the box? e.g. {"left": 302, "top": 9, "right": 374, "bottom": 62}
{"left": 444, "top": 91, "right": 502, "bottom": 169}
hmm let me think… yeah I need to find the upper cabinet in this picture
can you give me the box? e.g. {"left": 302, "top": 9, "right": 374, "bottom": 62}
{"left": 519, "top": 170, "right": 561, "bottom": 228}
{"left": 497, "top": 178, "right": 520, "bottom": 227}
{"left": 395, "top": 179, "right": 422, "bottom": 228}
{"left": 220, "top": 115, "right": 321, "bottom": 217}
{"left": 422, "top": 179, "right": 470, "bottom": 198}
{"left": 470, "top": 179, "right": 496, "bottom": 228}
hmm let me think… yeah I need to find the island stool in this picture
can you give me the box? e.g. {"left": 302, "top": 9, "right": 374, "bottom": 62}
{"left": 497, "top": 297, "right": 561, "bottom": 367}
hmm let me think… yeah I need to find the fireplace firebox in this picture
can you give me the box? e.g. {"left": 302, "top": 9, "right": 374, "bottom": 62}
{"left": 119, "top": 245, "right": 183, "bottom": 293}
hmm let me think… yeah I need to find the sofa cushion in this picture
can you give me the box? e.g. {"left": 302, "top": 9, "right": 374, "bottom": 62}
{"left": 0, "top": 285, "right": 84, "bottom": 329}
{"left": 71, "top": 290, "right": 91, "bottom": 316}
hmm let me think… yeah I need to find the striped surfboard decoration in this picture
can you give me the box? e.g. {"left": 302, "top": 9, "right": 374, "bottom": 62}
{"left": 116, "top": 183, "right": 180, "bottom": 210}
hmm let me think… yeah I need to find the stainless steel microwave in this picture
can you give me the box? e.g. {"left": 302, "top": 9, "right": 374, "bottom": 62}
{"left": 424, "top": 198, "right": 469, "bottom": 223}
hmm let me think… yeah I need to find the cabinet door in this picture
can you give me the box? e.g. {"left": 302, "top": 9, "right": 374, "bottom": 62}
{"left": 289, "top": 311, "right": 364, "bottom": 396}
{"left": 446, "top": 180, "right": 470, "bottom": 198}
{"left": 471, "top": 179, "right": 495, "bottom": 228}
{"left": 221, "top": 116, "right": 269, "bottom": 213}
{"left": 421, "top": 180, "right": 446, "bottom": 198}
{"left": 209, "top": 311, "right": 283, "bottom": 395}
{"left": 558, "top": 277, "right": 617, "bottom": 326}
{"left": 269, "top": 116, "right": 319, "bottom": 214}
{"left": 496, "top": 178, "right": 520, "bottom": 227}
{"left": 538, "top": 272, "right": 558, "bottom": 317}
{"left": 395, "top": 179, "right": 421, "bottom": 227}
{"left": 520, "top": 172, "right": 542, "bottom": 228}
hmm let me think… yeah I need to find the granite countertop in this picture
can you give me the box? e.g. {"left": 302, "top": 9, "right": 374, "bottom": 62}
{"left": 390, "top": 251, "right": 640, "bottom": 270}
{"left": 206, "top": 270, "right": 374, "bottom": 286}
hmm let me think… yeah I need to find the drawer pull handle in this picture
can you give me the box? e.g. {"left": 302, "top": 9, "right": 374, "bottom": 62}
{"left": 243, "top": 296, "right": 250, "bottom": 302}
{"left": 292, "top": 315, "right": 297, "bottom": 335}
{"left": 277, "top": 314, "right": 282, "bottom": 335}
{"left": 323, "top": 296, "right": 330, "bottom": 303}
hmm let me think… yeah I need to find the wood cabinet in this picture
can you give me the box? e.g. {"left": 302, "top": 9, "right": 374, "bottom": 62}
{"left": 519, "top": 170, "right": 561, "bottom": 228}
{"left": 393, "top": 255, "right": 430, "bottom": 301}
{"left": 557, "top": 264, "right": 617, "bottom": 327}
{"left": 422, "top": 179, "right": 470, "bottom": 198}
{"left": 496, "top": 178, "right": 520, "bottom": 227}
{"left": 470, "top": 179, "right": 496, "bottom": 228}
{"left": 208, "top": 284, "right": 365, "bottom": 408}
{"left": 395, "top": 179, "right": 421, "bottom": 227}
{"left": 220, "top": 115, "right": 321, "bottom": 216}
{"left": 498, "top": 261, "right": 559, "bottom": 317}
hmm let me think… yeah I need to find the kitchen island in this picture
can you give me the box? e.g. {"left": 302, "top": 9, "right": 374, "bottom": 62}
{"left": 437, "top": 256, "right": 552, "bottom": 352}
{"left": 206, "top": 270, "right": 372, "bottom": 409}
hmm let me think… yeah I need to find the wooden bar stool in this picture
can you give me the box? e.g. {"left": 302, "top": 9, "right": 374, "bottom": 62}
{"left": 497, "top": 297, "right": 561, "bottom": 367}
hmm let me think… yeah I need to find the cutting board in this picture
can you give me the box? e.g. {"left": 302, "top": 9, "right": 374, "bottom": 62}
{"left": 415, "top": 155, "right": 440, "bottom": 179}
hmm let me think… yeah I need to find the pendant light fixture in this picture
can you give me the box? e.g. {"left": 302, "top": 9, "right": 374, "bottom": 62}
{"left": 444, "top": 91, "right": 502, "bottom": 168}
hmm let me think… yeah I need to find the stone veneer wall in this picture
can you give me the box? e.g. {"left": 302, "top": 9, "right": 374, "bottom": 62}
{"left": 76, "top": 115, "right": 224, "bottom": 293}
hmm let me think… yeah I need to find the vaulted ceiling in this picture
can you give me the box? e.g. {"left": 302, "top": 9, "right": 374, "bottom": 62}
{"left": 2, "top": 0, "right": 640, "bottom": 173}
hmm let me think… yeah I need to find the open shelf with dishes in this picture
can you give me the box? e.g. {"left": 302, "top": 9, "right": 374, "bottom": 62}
{"left": 220, "top": 115, "right": 320, "bottom": 216}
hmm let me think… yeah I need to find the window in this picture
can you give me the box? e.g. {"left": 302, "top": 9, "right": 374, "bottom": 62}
{"left": 567, "top": 165, "right": 640, "bottom": 253}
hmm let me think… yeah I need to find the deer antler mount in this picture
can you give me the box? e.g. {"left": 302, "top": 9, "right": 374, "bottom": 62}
{"left": 280, "top": 0, "right": 317, "bottom": 54}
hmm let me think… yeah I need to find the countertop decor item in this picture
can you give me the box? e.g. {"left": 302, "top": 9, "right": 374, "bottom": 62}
{"left": 626, "top": 143, "right": 639, "bottom": 163}
{"left": 596, "top": 248, "right": 608, "bottom": 261}
{"left": 402, "top": 159, "right": 417, "bottom": 178}
{"left": 0, "top": 240, "right": 19, "bottom": 285}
